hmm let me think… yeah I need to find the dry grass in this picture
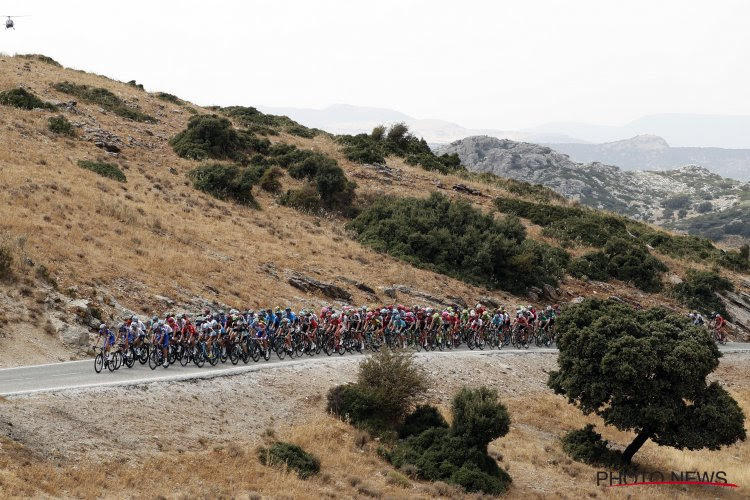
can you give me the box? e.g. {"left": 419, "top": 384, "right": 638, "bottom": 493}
{"left": 0, "top": 390, "right": 747, "bottom": 499}
{"left": 0, "top": 53, "right": 747, "bottom": 366}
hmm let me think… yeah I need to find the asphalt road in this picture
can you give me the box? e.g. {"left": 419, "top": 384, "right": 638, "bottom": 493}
{"left": 1, "top": 343, "right": 748, "bottom": 397}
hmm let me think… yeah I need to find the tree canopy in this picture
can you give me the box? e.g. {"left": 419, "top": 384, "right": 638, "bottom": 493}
{"left": 548, "top": 299, "right": 746, "bottom": 463}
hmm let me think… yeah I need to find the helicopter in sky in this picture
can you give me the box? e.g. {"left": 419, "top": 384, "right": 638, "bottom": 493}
{"left": 3, "top": 15, "right": 28, "bottom": 30}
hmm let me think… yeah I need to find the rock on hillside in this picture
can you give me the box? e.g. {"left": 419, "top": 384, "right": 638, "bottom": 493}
{"left": 437, "top": 136, "right": 750, "bottom": 240}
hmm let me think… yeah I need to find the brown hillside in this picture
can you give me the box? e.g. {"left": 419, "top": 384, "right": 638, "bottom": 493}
{"left": 0, "top": 55, "right": 747, "bottom": 365}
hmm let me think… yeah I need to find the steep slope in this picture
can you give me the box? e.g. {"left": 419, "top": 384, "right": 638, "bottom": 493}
{"left": 1, "top": 55, "right": 749, "bottom": 368}
{"left": 548, "top": 135, "right": 750, "bottom": 181}
{"left": 437, "top": 136, "right": 750, "bottom": 239}
{"left": 0, "top": 56, "right": 559, "bottom": 365}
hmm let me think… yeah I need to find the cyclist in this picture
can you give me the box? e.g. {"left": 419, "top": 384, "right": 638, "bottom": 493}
{"left": 95, "top": 323, "right": 115, "bottom": 364}
{"left": 711, "top": 312, "right": 727, "bottom": 343}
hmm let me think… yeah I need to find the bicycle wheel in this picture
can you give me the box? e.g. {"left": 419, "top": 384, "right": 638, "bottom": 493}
{"left": 94, "top": 353, "right": 103, "bottom": 373}
{"left": 194, "top": 350, "right": 205, "bottom": 368}
{"left": 124, "top": 348, "right": 136, "bottom": 368}
{"left": 108, "top": 353, "right": 117, "bottom": 372}
{"left": 138, "top": 345, "right": 149, "bottom": 364}
{"left": 113, "top": 351, "right": 122, "bottom": 370}
{"left": 148, "top": 349, "right": 159, "bottom": 370}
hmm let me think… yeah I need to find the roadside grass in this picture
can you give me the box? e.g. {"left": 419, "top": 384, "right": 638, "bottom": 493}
{"left": 0, "top": 386, "right": 747, "bottom": 499}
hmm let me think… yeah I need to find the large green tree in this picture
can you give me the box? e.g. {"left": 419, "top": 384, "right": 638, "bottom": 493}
{"left": 548, "top": 299, "right": 745, "bottom": 463}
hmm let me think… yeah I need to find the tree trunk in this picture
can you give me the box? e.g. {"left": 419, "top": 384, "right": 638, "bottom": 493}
{"left": 622, "top": 428, "right": 652, "bottom": 463}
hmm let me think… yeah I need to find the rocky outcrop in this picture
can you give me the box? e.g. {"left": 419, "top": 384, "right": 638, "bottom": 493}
{"left": 288, "top": 274, "right": 352, "bottom": 302}
{"left": 723, "top": 290, "right": 750, "bottom": 341}
{"left": 437, "top": 136, "right": 749, "bottom": 232}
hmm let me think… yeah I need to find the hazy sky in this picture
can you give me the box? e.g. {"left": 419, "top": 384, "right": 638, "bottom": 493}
{"left": 2, "top": 0, "right": 748, "bottom": 129}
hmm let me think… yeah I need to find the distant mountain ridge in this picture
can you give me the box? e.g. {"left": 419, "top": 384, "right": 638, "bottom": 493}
{"left": 528, "top": 113, "right": 750, "bottom": 149}
{"left": 260, "top": 105, "right": 750, "bottom": 181}
{"left": 547, "top": 135, "right": 750, "bottom": 181}
{"left": 259, "top": 104, "right": 583, "bottom": 145}
{"left": 437, "top": 136, "right": 750, "bottom": 242}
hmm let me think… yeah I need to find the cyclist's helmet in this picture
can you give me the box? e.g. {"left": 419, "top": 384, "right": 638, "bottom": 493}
{"left": 99, "top": 323, "right": 107, "bottom": 331}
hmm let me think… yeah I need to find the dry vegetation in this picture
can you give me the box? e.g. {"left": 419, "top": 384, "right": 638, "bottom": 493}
{"left": 2, "top": 54, "right": 745, "bottom": 366}
{"left": 0, "top": 352, "right": 747, "bottom": 499}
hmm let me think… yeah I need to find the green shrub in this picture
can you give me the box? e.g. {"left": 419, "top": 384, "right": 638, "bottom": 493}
{"left": 259, "top": 166, "right": 284, "bottom": 193}
{"left": 258, "top": 442, "right": 320, "bottom": 479}
{"left": 399, "top": 405, "right": 448, "bottom": 439}
{"left": 326, "top": 384, "right": 387, "bottom": 431}
{"left": 549, "top": 299, "right": 746, "bottom": 463}
{"left": 328, "top": 350, "right": 428, "bottom": 433}
{"left": 170, "top": 114, "right": 269, "bottom": 161}
{"left": 569, "top": 252, "right": 609, "bottom": 281}
{"left": 286, "top": 124, "right": 316, "bottom": 138}
{"left": 280, "top": 184, "right": 322, "bottom": 213}
{"left": 338, "top": 124, "right": 463, "bottom": 173}
{"left": 187, "top": 163, "right": 258, "bottom": 206}
{"left": 494, "top": 195, "right": 737, "bottom": 272}
{"left": 696, "top": 201, "right": 713, "bottom": 214}
{"left": 348, "top": 193, "right": 567, "bottom": 293}
{"left": 450, "top": 466, "right": 509, "bottom": 495}
{"left": 450, "top": 387, "right": 511, "bottom": 449}
{"left": 48, "top": 115, "right": 75, "bottom": 136}
{"left": 52, "top": 81, "right": 155, "bottom": 122}
{"left": 0, "top": 87, "right": 56, "bottom": 110}
{"left": 662, "top": 194, "right": 692, "bottom": 210}
{"left": 155, "top": 92, "right": 181, "bottom": 104}
{"left": 358, "top": 349, "right": 428, "bottom": 424}
{"left": 77, "top": 160, "right": 126, "bottom": 182}
{"left": 603, "top": 238, "right": 667, "bottom": 292}
{"left": 673, "top": 269, "right": 734, "bottom": 318}
{"left": 272, "top": 146, "right": 355, "bottom": 213}
{"left": 561, "top": 425, "right": 624, "bottom": 467}
{"left": 19, "top": 54, "right": 62, "bottom": 66}
{"left": 222, "top": 105, "right": 311, "bottom": 134}
{"left": 571, "top": 238, "right": 666, "bottom": 292}
{"left": 386, "top": 387, "right": 512, "bottom": 495}
{"left": 0, "top": 246, "right": 12, "bottom": 280}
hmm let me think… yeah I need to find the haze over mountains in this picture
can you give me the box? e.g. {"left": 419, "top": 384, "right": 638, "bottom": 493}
{"left": 262, "top": 104, "right": 750, "bottom": 180}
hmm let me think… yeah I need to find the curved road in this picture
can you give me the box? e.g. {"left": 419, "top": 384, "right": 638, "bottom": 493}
{"left": 1, "top": 343, "right": 748, "bottom": 397}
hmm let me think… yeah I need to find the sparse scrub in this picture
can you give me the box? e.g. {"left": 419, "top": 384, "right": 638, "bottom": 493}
{"left": 221, "top": 105, "right": 316, "bottom": 137}
{"left": 570, "top": 237, "right": 666, "bottom": 292}
{"left": 561, "top": 425, "right": 624, "bottom": 467}
{"left": 338, "top": 124, "right": 465, "bottom": 173}
{"left": 399, "top": 405, "right": 448, "bottom": 439}
{"left": 170, "top": 114, "right": 270, "bottom": 161}
{"left": 48, "top": 115, "right": 75, "bottom": 136}
{"left": 327, "top": 349, "right": 428, "bottom": 433}
{"left": 258, "top": 442, "right": 320, "bottom": 479}
{"left": 19, "top": 54, "right": 62, "bottom": 66}
{"left": 155, "top": 92, "right": 181, "bottom": 104}
{"left": 78, "top": 160, "right": 127, "bottom": 182}
{"left": 52, "top": 81, "right": 155, "bottom": 122}
{"left": 494, "top": 195, "right": 736, "bottom": 271}
{"left": 280, "top": 184, "right": 322, "bottom": 213}
{"left": 385, "top": 470, "right": 411, "bottom": 488}
{"left": 258, "top": 166, "right": 284, "bottom": 193}
{"left": 348, "top": 193, "right": 568, "bottom": 294}
{"left": 672, "top": 269, "right": 734, "bottom": 318}
{"left": 662, "top": 193, "right": 692, "bottom": 210}
{"left": 0, "top": 87, "right": 56, "bottom": 111}
{"left": 187, "top": 163, "right": 258, "bottom": 207}
{"left": 387, "top": 387, "right": 512, "bottom": 495}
